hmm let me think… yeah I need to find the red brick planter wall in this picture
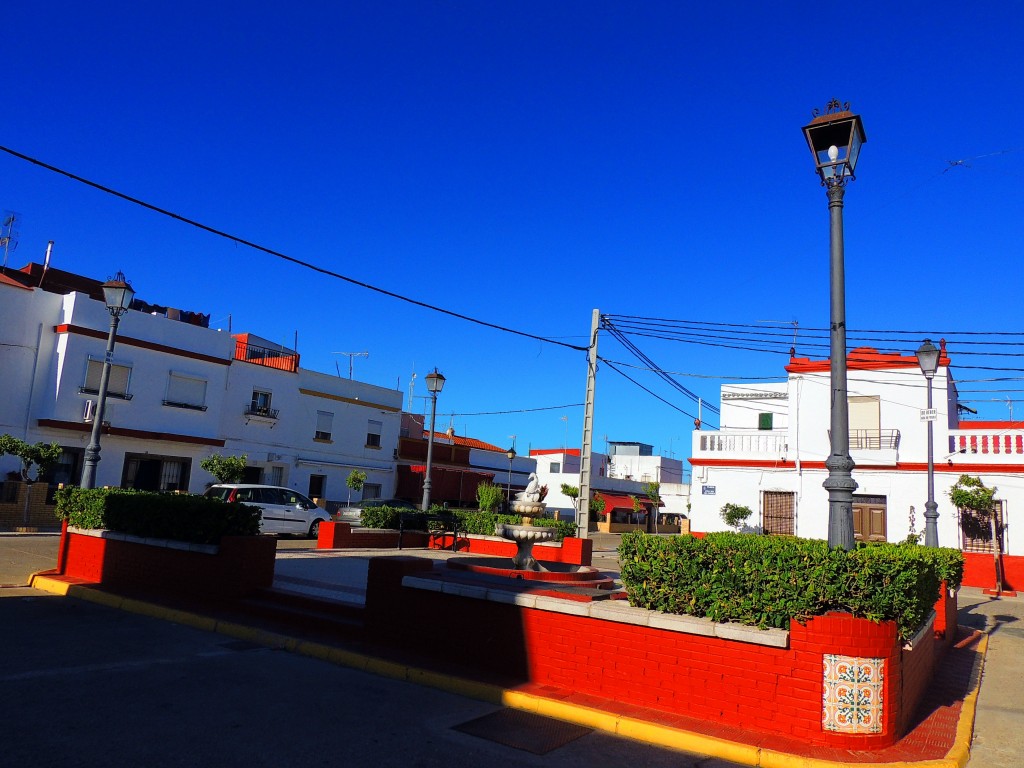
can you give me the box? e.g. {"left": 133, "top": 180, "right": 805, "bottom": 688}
{"left": 365, "top": 557, "right": 938, "bottom": 750}
{"left": 317, "top": 521, "right": 592, "bottom": 566}
{"left": 932, "top": 582, "right": 959, "bottom": 648}
{"left": 60, "top": 528, "right": 276, "bottom": 598}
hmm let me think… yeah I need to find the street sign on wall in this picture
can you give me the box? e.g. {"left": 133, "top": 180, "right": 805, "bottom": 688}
{"left": 702, "top": 485, "right": 716, "bottom": 495}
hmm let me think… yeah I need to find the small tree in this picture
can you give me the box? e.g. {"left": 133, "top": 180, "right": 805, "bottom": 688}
{"left": 720, "top": 502, "right": 753, "bottom": 532}
{"left": 644, "top": 480, "right": 662, "bottom": 534}
{"left": 949, "top": 474, "right": 1003, "bottom": 592}
{"left": 346, "top": 469, "right": 367, "bottom": 507}
{"left": 200, "top": 453, "right": 248, "bottom": 484}
{"left": 589, "top": 492, "right": 606, "bottom": 518}
{"left": 0, "top": 434, "right": 62, "bottom": 526}
{"left": 476, "top": 481, "right": 504, "bottom": 513}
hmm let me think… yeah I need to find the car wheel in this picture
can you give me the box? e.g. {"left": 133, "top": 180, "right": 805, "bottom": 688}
{"left": 309, "top": 519, "right": 322, "bottom": 539}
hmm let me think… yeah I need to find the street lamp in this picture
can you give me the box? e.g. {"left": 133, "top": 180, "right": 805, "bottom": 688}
{"left": 916, "top": 339, "right": 941, "bottom": 547}
{"left": 505, "top": 446, "right": 516, "bottom": 509}
{"left": 420, "top": 368, "right": 446, "bottom": 511}
{"left": 80, "top": 271, "right": 135, "bottom": 489}
{"left": 803, "top": 99, "right": 867, "bottom": 550}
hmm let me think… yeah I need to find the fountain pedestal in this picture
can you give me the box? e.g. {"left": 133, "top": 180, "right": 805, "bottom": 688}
{"left": 495, "top": 523, "right": 555, "bottom": 571}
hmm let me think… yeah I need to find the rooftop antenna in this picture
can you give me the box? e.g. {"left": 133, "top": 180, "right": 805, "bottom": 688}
{"left": 757, "top": 319, "right": 799, "bottom": 350}
{"left": 1, "top": 210, "right": 21, "bottom": 272}
{"left": 332, "top": 351, "right": 368, "bottom": 379}
{"left": 408, "top": 370, "right": 417, "bottom": 411}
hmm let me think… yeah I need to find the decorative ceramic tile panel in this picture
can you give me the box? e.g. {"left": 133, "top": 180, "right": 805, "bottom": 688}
{"left": 822, "top": 654, "right": 885, "bottom": 734}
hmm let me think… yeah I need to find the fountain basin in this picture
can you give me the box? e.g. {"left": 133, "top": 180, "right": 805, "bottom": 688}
{"left": 495, "top": 523, "right": 555, "bottom": 571}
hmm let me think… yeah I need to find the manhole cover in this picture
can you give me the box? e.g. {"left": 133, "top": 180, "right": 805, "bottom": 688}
{"left": 453, "top": 708, "right": 592, "bottom": 755}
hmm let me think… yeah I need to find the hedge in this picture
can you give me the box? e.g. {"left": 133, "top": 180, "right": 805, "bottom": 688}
{"left": 54, "top": 487, "right": 261, "bottom": 545}
{"left": 360, "top": 506, "right": 576, "bottom": 541}
{"left": 619, "top": 531, "right": 964, "bottom": 640}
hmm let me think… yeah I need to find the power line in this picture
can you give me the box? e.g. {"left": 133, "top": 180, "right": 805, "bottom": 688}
{"left": 0, "top": 144, "right": 587, "bottom": 354}
{"left": 449, "top": 403, "right": 584, "bottom": 417}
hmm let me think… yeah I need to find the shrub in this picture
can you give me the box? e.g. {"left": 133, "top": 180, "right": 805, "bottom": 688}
{"left": 619, "top": 531, "right": 956, "bottom": 640}
{"left": 54, "top": 487, "right": 261, "bottom": 545}
{"left": 359, "top": 506, "right": 577, "bottom": 541}
{"left": 199, "top": 453, "right": 248, "bottom": 484}
{"left": 476, "top": 482, "right": 505, "bottom": 513}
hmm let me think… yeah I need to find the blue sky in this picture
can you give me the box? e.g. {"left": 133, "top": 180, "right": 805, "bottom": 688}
{"left": 3, "top": 2, "right": 1022, "bottom": 469}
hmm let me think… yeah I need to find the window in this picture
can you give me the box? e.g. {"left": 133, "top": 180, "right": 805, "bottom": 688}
{"left": 248, "top": 389, "right": 276, "bottom": 418}
{"left": 164, "top": 372, "right": 208, "bottom": 411}
{"left": 550, "top": 462, "right": 561, "bottom": 473}
{"left": 960, "top": 501, "right": 1005, "bottom": 553}
{"left": 366, "top": 419, "right": 382, "bottom": 448}
{"left": 762, "top": 491, "right": 795, "bottom": 535}
{"left": 758, "top": 413, "right": 773, "bottom": 431}
{"left": 82, "top": 359, "right": 132, "bottom": 400}
{"left": 363, "top": 483, "right": 382, "bottom": 500}
{"left": 314, "top": 411, "right": 333, "bottom": 441}
{"left": 267, "top": 465, "right": 283, "bottom": 486}
{"left": 122, "top": 454, "right": 191, "bottom": 492}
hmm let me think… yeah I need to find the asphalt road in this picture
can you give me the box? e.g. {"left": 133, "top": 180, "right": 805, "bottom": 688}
{"left": 1, "top": 590, "right": 743, "bottom": 767}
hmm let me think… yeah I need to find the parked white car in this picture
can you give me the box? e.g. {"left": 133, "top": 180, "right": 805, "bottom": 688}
{"left": 204, "top": 484, "right": 329, "bottom": 538}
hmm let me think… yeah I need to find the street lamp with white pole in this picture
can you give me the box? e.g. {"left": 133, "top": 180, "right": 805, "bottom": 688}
{"left": 916, "top": 339, "right": 942, "bottom": 547}
{"left": 80, "top": 271, "right": 135, "bottom": 489}
{"left": 802, "top": 99, "right": 867, "bottom": 550}
{"left": 420, "top": 368, "right": 446, "bottom": 511}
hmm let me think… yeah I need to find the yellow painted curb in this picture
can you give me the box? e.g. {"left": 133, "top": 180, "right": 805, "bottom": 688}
{"left": 945, "top": 631, "right": 988, "bottom": 768}
{"left": 616, "top": 715, "right": 761, "bottom": 766}
{"left": 28, "top": 574, "right": 71, "bottom": 596}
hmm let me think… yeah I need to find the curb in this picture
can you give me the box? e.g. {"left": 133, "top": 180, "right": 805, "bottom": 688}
{"left": 27, "top": 574, "right": 985, "bottom": 768}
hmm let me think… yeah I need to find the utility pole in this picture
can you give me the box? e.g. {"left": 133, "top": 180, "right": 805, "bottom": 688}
{"left": 577, "top": 309, "right": 600, "bottom": 539}
{"left": 332, "top": 351, "right": 368, "bottom": 379}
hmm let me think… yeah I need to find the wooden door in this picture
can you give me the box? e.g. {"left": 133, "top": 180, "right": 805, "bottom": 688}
{"left": 853, "top": 503, "right": 887, "bottom": 542}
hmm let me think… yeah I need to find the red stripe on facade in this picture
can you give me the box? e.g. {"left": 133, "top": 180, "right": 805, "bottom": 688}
{"left": 36, "top": 419, "right": 225, "bottom": 447}
{"left": 54, "top": 324, "right": 231, "bottom": 366}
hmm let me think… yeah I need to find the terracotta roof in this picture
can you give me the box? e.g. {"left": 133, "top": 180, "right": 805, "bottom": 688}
{"left": 0, "top": 271, "right": 32, "bottom": 290}
{"left": 426, "top": 432, "right": 506, "bottom": 452}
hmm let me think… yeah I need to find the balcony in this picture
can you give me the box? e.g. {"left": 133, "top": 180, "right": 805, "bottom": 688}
{"left": 827, "top": 428, "right": 900, "bottom": 466}
{"left": 244, "top": 403, "right": 279, "bottom": 423}
{"left": 233, "top": 340, "right": 299, "bottom": 372}
{"left": 693, "top": 430, "right": 788, "bottom": 461}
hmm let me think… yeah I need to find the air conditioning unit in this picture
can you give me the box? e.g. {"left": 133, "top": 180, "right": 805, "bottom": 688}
{"left": 83, "top": 400, "right": 95, "bottom": 422}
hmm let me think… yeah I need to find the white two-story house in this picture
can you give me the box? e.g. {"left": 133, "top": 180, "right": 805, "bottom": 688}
{"left": 688, "top": 344, "right": 1022, "bottom": 590}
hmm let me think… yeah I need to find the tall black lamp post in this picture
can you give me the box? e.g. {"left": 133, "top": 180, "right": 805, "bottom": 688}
{"left": 80, "top": 272, "right": 135, "bottom": 489}
{"left": 916, "top": 339, "right": 941, "bottom": 547}
{"left": 420, "top": 368, "right": 446, "bottom": 511}
{"left": 802, "top": 99, "right": 867, "bottom": 550}
{"left": 505, "top": 446, "right": 516, "bottom": 509}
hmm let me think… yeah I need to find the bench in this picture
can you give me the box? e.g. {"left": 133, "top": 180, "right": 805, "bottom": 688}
{"left": 398, "top": 511, "right": 463, "bottom": 551}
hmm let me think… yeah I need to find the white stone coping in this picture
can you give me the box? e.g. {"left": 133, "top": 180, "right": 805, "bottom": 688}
{"left": 67, "top": 526, "right": 219, "bottom": 555}
{"left": 401, "top": 574, "right": 790, "bottom": 648}
{"left": 903, "top": 610, "right": 936, "bottom": 651}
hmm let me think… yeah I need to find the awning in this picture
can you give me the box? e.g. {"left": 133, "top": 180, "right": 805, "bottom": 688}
{"left": 594, "top": 491, "right": 655, "bottom": 511}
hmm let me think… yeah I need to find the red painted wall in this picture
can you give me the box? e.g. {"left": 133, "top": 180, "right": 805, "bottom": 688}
{"left": 962, "top": 552, "right": 1023, "bottom": 591}
{"left": 317, "top": 522, "right": 592, "bottom": 566}
{"left": 365, "top": 558, "right": 932, "bottom": 750}
{"left": 60, "top": 529, "right": 276, "bottom": 598}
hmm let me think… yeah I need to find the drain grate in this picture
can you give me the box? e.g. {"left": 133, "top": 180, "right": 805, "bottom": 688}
{"left": 453, "top": 708, "right": 592, "bottom": 755}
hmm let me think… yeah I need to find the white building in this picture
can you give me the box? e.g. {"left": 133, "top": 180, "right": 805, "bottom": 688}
{"left": 688, "top": 345, "right": 1023, "bottom": 588}
{"left": 0, "top": 263, "right": 401, "bottom": 508}
{"left": 530, "top": 446, "right": 688, "bottom": 525}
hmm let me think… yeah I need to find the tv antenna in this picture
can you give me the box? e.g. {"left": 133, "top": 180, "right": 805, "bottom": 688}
{"left": 332, "top": 351, "right": 368, "bottom": 379}
{"left": 1, "top": 211, "right": 21, "bottom": 271}
{"left": 757, "top": 319, "right": 799, "bottom": 349}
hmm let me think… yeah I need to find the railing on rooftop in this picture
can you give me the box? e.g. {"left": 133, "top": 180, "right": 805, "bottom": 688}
{"left": 233, "top": 340, "right": 299, "bottom": 372}
{"left": 949, "top": 430, "right": 1024, "bottom": 456}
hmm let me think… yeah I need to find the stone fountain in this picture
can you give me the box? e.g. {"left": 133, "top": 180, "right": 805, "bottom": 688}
{"left": 496, "top": 472, "right": 553, "bottom": 570}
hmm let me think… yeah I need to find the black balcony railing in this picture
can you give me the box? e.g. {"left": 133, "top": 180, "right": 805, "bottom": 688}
{"left": 245, "top": 403, "right": 279, "bottom": 419}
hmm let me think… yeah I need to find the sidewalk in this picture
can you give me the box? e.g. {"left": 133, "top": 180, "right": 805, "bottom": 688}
{"left": 31, "top": 544, "right": 1015, "bottom": 768}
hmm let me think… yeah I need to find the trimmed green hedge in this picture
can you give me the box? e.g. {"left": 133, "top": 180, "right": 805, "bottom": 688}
{"left": 359, "top": 506, "right": 576, "bottom": 541}
{"left": 54, "top": 487, "right": 261, "bottom": 545}
{"left": 619, "top": 531, "right": 964, "bottom": 640}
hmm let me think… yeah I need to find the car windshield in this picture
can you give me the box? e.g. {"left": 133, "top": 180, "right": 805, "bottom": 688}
{"left": 204, "top": 487, "right": 232, "bottom": 501}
